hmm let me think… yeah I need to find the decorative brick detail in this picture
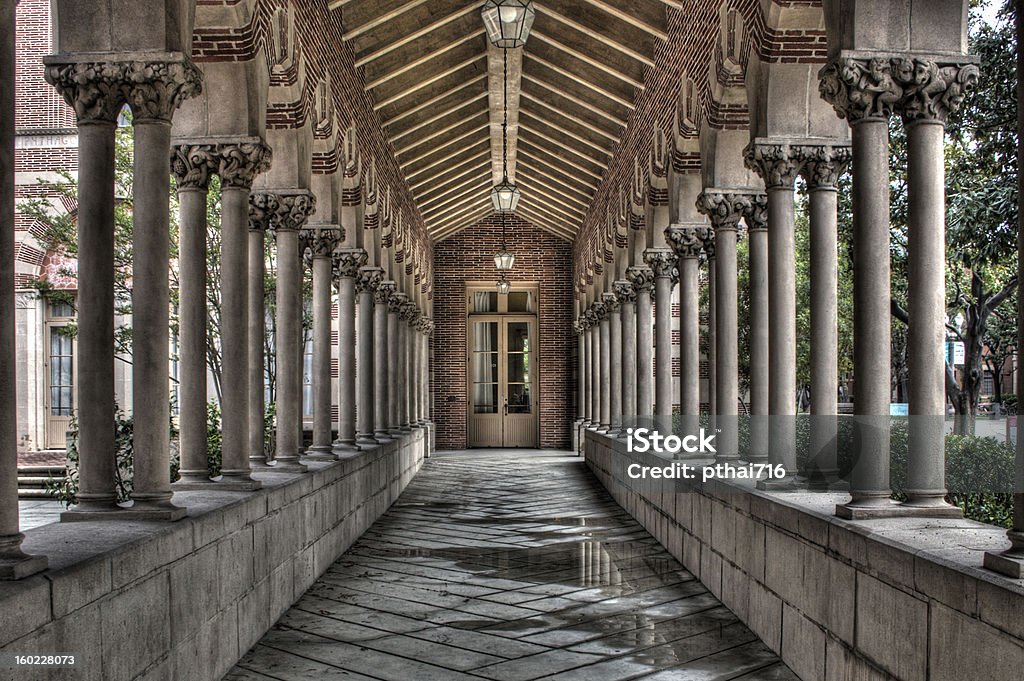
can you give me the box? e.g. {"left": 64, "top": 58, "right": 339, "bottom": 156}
{"left": 433, "top": 216, "right": 574, "bottom": 451}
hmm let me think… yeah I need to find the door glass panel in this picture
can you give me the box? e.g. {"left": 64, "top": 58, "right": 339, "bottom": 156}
{"left": 49, "top": 328, "right": 73, "bottom": 416}
{"left": 471, "top": 352, "right": 498, "bottom": 384}
{"left": 473, "top": 384, "right": 498, "bottom": 413}
{"left": 507, "top": 322, "right": 530, "bottom": 352}
{"left": 472, "top": 322, "right": 498, "bottom": 352}
{"left": 508, "top": 352, "right": 529, "bottom": 383}
{"left": 508, "top": 383, "right": 531, "bottom": 413}
{"left": 470, "top": 291, "right": 498, "bottom": 313}
{"left": 507, "top": 291, "right": 534, "bottom": 313}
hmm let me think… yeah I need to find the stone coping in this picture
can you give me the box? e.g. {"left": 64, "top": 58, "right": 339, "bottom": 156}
{"left": 587, "top": 430, "right": 1024, "bottom": 642}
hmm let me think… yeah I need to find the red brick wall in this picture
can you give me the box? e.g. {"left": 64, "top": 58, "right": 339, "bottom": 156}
{"left": 432, "top": 216, "right": 574, "bottom": 451}
{"left": 15, "top": 0, "right": 76, "bottom": 133}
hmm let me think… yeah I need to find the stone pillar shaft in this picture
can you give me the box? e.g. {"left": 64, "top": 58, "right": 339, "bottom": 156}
{"left": 0, "top": 0, "right": 46, "bottom": 575}
{"left": 747, "top": 226, "right": 769, "bottom": 461}
{"left": 905, "top": 121, "right": 951, "bottom": 506}
{"left": 633, "top": 271, "right": 654, "bottom": 418}
{"left": 130, "top": 118, "right": 182, "bottom": 514}
{"left": 714, "top": 224, "right": 739, "bottom": 460}
{"left": 387, "top": 298, "right": 402, "bottom": 433}
{"left": 336, "top": 274, "right": 357, "bottom": 447}
{"left": 766, "top": 187, "right": 797, "bottom": 473}
{"left": 577, "top": 322, "right": 586, "bottom": 422}
{"left": 175, "top": 186, "right": 209, "bottom": 482}
{"left": 679, "top": 257, "right": 700, "bottom": 417}
{"left": 599, "top": 315, "right": 611, "bottom": 430}
{"left": 274, "top": 226, "right": 307, "bottom": 471}
{"left": 583, "top": 321, "right": 593, "bottom": 424}
{"left": 648, "top": 251, "right": 675, "bottom": 417}
{"left": 309, "top": 253, "right": 334, "bottom": 457}
{"left": 248, "top": 215, "right": 268, "bottom": 466}
{"left": 357, "top": 268, "right": 381, "bottom": 446}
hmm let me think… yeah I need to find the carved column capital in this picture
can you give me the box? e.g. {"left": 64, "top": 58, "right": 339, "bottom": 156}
{"left": 794, "top": 143, "right": 852, "bottom": 191}
{"left": 601, "top": 291, "right": 621, "bottom": 314}
{"left": 697, "top": 190, "right": 767, "bottom": 232}
{"left": 626, "top": 265, "right": 655, "bottom": 294}
{"left": 170, "top": 143, "right": 218, "bottom": 191}
{"left": 124, "top": 58, "right": 203, "bottom": 123}
{"left": 375, "top": 280, "right": 397, "bottom": 305}
{"left": 388, "top": 292, "right": 409, "bottom": 315}
{"left": 889, "top": 56, "right": 980, "bottom": 124}
{"left": 248, "top": 192, "right": 279, "bottom": 232}
{"left": 43, "top": 60, "right": 128, "bottom": 124}
{"left": 301, "top": 225, "right": 343, "bottom": 259}
{"left": 590, "top": 300, "right": 607, "bottom": 322}
{"left": 272, "top": 190, "right": 317, "bottom": 233}
{"left": 217, "top": 139, "right": 273, "bottom": 189}
{"left": 665, "top": 225, "right": 709, "bottom": 259}
{"left": 573, "top": 318, "right": 586, "bottom": 335}
{"left": 403, "top": 302, "right": 421, "bottom": 325}
{"left": 356, "top": 266, "right": 384, "bottom": 294}
{"left": 819, "top": 55, "right": 903, "bottom": 122}
{"left": 643, "top": 248, "right": 678, "bottom": 282}
{"left": 743, "top": 140, "right": 803, "bottom": 190}
{"left": 332, "top": 247, "right": 368, "bottom": 279}
{"left": 614, "top": 279, "right": 637, "bottom": 305}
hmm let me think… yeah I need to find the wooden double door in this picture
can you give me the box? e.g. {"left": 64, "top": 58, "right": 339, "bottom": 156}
{"left": 468, "top": 315, "right": 538, "bottom": 447}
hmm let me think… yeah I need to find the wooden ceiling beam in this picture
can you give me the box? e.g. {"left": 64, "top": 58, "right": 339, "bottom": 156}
{"left": 354, "top": 4, "right": 479, "bottom": 68}
{"left": 514, "top": 206, "right": 576, "bottom": 241}
{"left": 417, "top": 177, "right": 490, "bottom": 212}
{"left": 383, "top": 75, "right": 486, "bottom": 127}
{"left": 399, "top": 122, "right": 489, "bottom": 168}
{"left": 516, "top": 154, "right": 597, "bottom": 199}
{"left": 521, "top": 78, "right": 625, "bottom": 130}
{"left": 405, "top": 139, "right": 489, "bottom": 182}
{"left": 519, "top": 112, "right": 612, "bottom": 158}
{"left": 426, "top": 195, "right": 491, "bottom": 224}
{"left": 518, "top": 133, "right": 606, "bottom": 179}
{"left": 420, "top": 182, "right": 491, "bottom": 218}
{"left": 343, "top": 0, "right": 432, "bottom": 41}
{"left": 393, "top": 108, "right": 486, "bottom": 155}
{"left": 531, "top": 29, "right": 644, "bottom": 90}
{"left": 517, "top": 193, "right": 583, "bottom": 225}
{"left": 363, "top": 30, "right": 484, "bottom": 91}
{"left": 518, "top": 90, "right": 620, "bottom": 143}
{"left": 433, "top": 207, "right": 492, "bottom": 241}
{"left": 524, "top": 53, "right": 635, "bottom": 110}
{"left": 408, "top": 151, "right": 489, "bottom": 191}
{"left": 574, "top": 0, "right": 668, "bottom": 40}
{"left": 515, "top": 176, "right": 590, "bottom": 213}
{"left": 413, "top": 160, "right": 489, "bottom": 199}
{"left": 372, "top": 53, "right": 484, "bottom": 111}
{"left": 535, "top": 5, "right": 655, "bottom": 68}
{"left": 389, "top": 93, "right": 487, "bottom": 145}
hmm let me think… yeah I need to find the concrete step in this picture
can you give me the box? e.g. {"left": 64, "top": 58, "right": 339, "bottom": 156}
{"left": 17, "top": 488, "right": 58, "bottom": 499}
{"left": 17, "top": 465, "right": 66, "bottom": 499}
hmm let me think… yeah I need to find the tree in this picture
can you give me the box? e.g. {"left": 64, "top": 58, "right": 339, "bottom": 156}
{"left": 890, "top": 1, "right": 1020, "bottom": 434}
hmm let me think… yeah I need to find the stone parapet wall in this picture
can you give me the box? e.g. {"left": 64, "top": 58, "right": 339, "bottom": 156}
{"left": 0, "top": 430, "right": 427, "bottom": 681}
{"left": 584, "top": 430, "right": 1024, "bottom": 681}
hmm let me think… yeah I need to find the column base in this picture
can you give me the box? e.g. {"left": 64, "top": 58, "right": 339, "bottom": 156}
{"left": 331, "top": 441, "right": 359, "bottom": 456}
{"left": 834, "top": 498, "right": 962, "bottom": 520}
{"left": 984, "top": 550, "right": 1024, "bottom": 578}
{"left": 356, "top": 435, "right": 380, "bottom": 448}
{"left": 0, "top": 553, "right": 48, "bottom": 580}
{"left": 755, "top": 477, "right": 800, "bottom": 492}
{"left": 901, "top": 494, "right": 963, "bottom": 518}
{"left": 248, "top": 458, "right": 277, "bottom": 471}
{"left": 173, "top": 474, "right": 262, "bottom": 492}
{"left": 262, "top": 458, "right": 308, "bottom": 473}
{"left": 374, "top": 431, "right": 394, "bottom": 443}
{"left": 62, "top": 502, "right": 187, "bottom": 522}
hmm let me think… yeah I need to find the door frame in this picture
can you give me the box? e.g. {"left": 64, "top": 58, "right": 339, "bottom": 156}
{"left": 466, "top": 282, "right": 540, "bottom": 447}
{"left": 43, "top": 299, "right": 76, "bottom": 449}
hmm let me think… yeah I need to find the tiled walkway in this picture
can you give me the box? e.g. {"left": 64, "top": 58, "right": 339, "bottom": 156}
{"left": 225, "top": 450, "right": 796, "bottom": 681}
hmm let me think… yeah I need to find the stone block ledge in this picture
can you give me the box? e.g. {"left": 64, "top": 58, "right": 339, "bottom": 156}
{"left": 584, "top": 430, "right": 1024, "bottom": 681}
{"left": 0, "top": 428, "right": 428, "bottom": 681}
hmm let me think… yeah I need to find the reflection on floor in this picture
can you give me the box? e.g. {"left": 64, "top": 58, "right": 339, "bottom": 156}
{"left": 225, "top": 449, "right": 796, "bottom": 681}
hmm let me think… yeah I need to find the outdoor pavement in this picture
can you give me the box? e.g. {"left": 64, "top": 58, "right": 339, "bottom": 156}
{"left": 18, "top": 500, "right": 64, "bottom": 531}
{"left": 224, "top": 449, "right": 794, "bottom": 681}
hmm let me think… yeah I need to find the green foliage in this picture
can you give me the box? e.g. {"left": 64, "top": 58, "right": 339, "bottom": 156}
{"left": 206, "top": 401, "right": 224, "bottom": 477}
{"left": 264, "top": 401, "right": 277, "bottom": 460}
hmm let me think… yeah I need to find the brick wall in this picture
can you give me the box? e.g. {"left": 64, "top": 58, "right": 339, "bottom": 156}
{"left": 432, "top": 216, "right": 574, "bottom": 451}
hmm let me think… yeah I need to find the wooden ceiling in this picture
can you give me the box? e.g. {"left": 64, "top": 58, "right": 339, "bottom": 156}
{"left": 331, "top": 0, "right": 672, "bottom": 242}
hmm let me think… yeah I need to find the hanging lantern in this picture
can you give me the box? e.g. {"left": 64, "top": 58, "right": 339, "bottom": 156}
{"left": 490, "top": 179, "right": 521, "bottom": 212}
{"left": 493, "top": 249, "right": 516, "bottom": 271}
{"left": 481, "top": 0, "right": 536, "bottom": 48}
{"left": 496, "top": 274, "right": 511, "bottom": 295}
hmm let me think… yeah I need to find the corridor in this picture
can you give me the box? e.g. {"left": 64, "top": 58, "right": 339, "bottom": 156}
{"left": 225, "top": 451, "right": 795, "bottom": 681}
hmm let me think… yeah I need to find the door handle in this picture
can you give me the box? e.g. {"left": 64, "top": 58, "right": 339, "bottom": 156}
{"left": 503, "top": 400, "right": 509, "bottom": 416}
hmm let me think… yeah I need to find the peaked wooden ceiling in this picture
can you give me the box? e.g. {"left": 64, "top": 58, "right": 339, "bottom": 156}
{"left": 332, "top": 0, "right": 673, "bottom": 242}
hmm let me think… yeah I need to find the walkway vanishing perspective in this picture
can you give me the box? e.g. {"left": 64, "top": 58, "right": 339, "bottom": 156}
{"left": 225, "top": 451, "right": 796, "bottom": 681}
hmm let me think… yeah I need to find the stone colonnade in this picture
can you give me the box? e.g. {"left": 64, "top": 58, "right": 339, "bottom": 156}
{"left": 574, "top": 53, "right": 1003, "bottom": 530}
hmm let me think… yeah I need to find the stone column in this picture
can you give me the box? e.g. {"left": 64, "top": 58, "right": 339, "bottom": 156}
{"left": 629, "top": 266, "right": 655, "bottom": 418}
{"left": 575, "top": 316, "right": 587, "bottom": 426}
{"left": 745, "top": 145, "right": 797, "bottom": 477}
{"left": 666, "top": 227, "right": 705, "bottom": 426}
{"left": 374, "top": 281, "right": 396, "bottom": 441}
{"left": 45, "top": 62, "right": 129, "bottom": 517}
{"left": 594, "top": 300, "right": 609, "bottom": 430}
{"left": 820, "top": 57, "right": 900, "bottom": 515}
{"left": 248, "top": 193, "right": 276, "bottom": 467}
{"left": 899, "top": 59, "right": 977, "bottom": 514}
{"left": 215, "top": 142, "right": 268, "bottom": 487}
{"left": 303, "top": 227, "right": 341, "bottom": 459}
{"left": 272, "top": 192, "right": 316, "bottom": 471}
{"left": 616, "top": 280, "right": 637, "bottom": 431}
{"left": 586, "top": 305, "right": 601, "bottom": 428}
{"left": 746, "top": 205, "right": 770, "bottom": 463}
{"left": 399, "top": 300, "right": 418, "bottom": 431}
{"left": 645, "top": 249, "right": 677, "bottom": 417}
{"left": 1, "top": 1, "right": 46, "bottom": 575}
{"left": 697, "top": 191, "right": 746, "bottom": 462}
{"left": 703, "top": 234, "right": 717, "bottom": 421}
{"left": 798, "top": 143, "right": 851, "bottom": 486}
{"left": 421, "top": 319, "right": 433, "bottom": 426}
{"left": 603, "top": 293, "right": 620, "bottom": 432}
{"left": 388, "top": 291, "right": 407, "bottom": 434}
{"left": 356, "top": 266, "right": 383, "bottom": 446}
{"left": 126, "top": 60, "right": 201, "bottom": 518}
{"left": 170, "top": 145, "right": 216, "bottom": 484}
{"left": 581, "top": 313, "right": 593, "bottom": 425}
{"left": 332, "top": 248, "right": 367, "bottom": 454}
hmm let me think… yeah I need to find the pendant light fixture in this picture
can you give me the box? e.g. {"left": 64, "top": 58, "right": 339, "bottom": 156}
{"left": 490, "top": 47, "right": 520, "bottom": 213}
{"left": 481, "top": 0, "right": 535, "bottom": 49}
{"left": 496, "top": 273, "right": 511, "bottom": 295}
